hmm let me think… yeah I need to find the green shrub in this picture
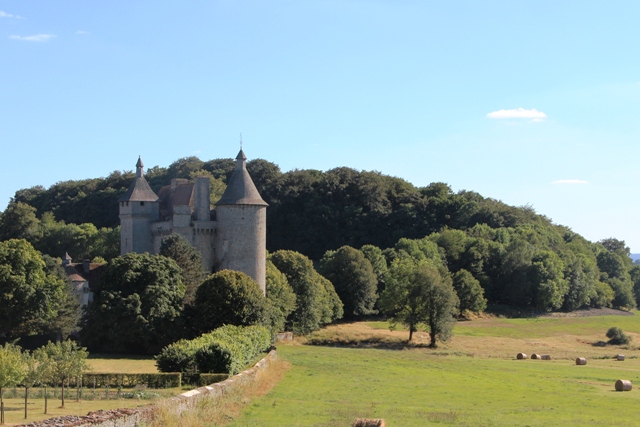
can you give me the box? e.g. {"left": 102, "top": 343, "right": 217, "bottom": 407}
{"left": 156, "top": 325, "right": 271, "bottom": 375}
{"left": 606, "top": 327, "right": 630, "bottom": 345}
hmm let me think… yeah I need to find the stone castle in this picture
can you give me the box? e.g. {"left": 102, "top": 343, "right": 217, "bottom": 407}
{"left": 118, "top": 150, "right": 268, "bottom": 292}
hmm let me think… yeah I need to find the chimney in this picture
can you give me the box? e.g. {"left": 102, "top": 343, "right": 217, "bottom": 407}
{"left": 83, "top": 259, "right": 91, "bottom": 274}
{"left": 194, "top": 176, "right": 211, "bottom": 221}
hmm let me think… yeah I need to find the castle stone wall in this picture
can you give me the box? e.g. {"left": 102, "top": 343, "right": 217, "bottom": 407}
{"left": 215, "top": 205, "right": 266, "bottom": 293}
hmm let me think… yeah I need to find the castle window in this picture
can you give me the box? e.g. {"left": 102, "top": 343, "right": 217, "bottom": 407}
{"left": 140, "top": 202, "right": 145, "bottom": 206}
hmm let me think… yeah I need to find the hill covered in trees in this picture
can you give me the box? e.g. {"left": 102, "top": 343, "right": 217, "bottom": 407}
{"left": 3, "top": 155, "right": 639, "bottom": 313}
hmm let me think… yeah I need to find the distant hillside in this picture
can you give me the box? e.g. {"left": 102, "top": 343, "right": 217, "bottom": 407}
{"left": 5, "top": 155, "right": 640, "bottom": 313}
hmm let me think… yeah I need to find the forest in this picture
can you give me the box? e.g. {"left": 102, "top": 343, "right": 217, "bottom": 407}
{"left": 1, "top": 154, "right": 639, "bottom": 345}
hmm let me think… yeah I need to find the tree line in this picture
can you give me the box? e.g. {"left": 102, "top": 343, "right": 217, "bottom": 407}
{"left": 2, "top": 155, "right": 640, "bottom": 350}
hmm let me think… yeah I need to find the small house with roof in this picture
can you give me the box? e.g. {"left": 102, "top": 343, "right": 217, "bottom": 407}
{"left": 61, "top": 253, "right": 105, "bottom": 306}
{"left": 118, "top": 150, "right": 267, "bottom": 293}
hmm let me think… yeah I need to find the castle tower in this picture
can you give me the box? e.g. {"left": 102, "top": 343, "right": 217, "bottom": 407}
{"left": 119, "top": 157, "right": 160, "bottom": 255}
{"left": 215, "top": 149, "right": 268, "bottom": 294}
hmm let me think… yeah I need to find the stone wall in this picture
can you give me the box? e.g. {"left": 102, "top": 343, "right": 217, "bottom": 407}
{"left": 17, "top": 350, "right": 278, "bottom": 427}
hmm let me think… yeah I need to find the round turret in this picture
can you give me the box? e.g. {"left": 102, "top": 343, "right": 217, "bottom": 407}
{"left": 215, "top": 150, "right": 267, "bottom": 293}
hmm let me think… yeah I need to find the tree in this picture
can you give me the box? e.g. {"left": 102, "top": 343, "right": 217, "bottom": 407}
{"left": 319, "top": 246, "right": 378, "bottom": 318}
{"left": 193, "top": 270, "right": 269, "bottom": 335}
{"left": 452, "top": 269, "right": 487, "bottom": 313}
{"left": 265, "top": 260, "right": 296, "bottom": 333}
{"left": 0, "top": 201, "right": 40, "bottom": 241}
{"left": 30, "top": 347, "right": 53, "bottom": 414}
{"left": 0, "top": 342, "right": 25, "bottom": 424}
{"left": 42, "top": 340, "right": 88, "bottom": 408}
{"left": 379, "top": 259, "right": 458, "bottom": 346}
{"left": 530, "top": 251, "right": 568, "bottom": 311}
{"left": 160, "top": 233, "right": 208, "bottom": 306}
{"left": 360, "top": 244, "right": 388, "bottom": 296}
{"left": 21, "top": 349, "right": 51, "bottom": 419}
{"left": 41, "top": 255, "right": 82, "bottom": 340}
{"left": 269, "top": 250, "right": 343, "bottom": 335}
{"left": 80, "top": 253, "right": 185, "bottom": 354}
{"left": 0, "top": 239, "right": 66, "bottom": 338}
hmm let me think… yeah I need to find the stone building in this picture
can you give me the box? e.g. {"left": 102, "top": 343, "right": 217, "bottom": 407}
{"left": 118, "top": 150, "right": 268, "bottom": 293}
{"left": 61, "top": 252, "right": 105, "bottom": 306}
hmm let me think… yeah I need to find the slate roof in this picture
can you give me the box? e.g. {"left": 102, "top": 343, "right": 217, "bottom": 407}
{"left": 216, "top": 150, "right": 268, "bottom": 206}
{"left": 118, "top": 176, "right": 160, "bottom": 202}
{"left": 157, "top": 180, "right": 196, "bottom": 218}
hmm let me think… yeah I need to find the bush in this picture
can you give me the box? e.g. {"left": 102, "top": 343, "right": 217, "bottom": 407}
{"left": 606, "top": 327, "right": 630, "bottom": 345}
{"left": 156, "top": 325, "right": 271, "bottom": 375}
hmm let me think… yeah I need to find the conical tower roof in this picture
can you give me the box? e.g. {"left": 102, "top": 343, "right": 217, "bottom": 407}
{"left": 118, "top": 157, "right": 160, "bottom": 202}
{"left": 216, "top": 150, "right": 268, "bottom": 206}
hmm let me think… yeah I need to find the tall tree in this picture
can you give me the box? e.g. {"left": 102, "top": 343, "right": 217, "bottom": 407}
{"left": 319, "top": 246, "right": 378, "bottom": 318}
{"left": 269, "top": 250, "right": 343, "bottom": 334}
{"left": 452, "top": 269, "right": 487, "bottom": 313}
{"left": 80, "top": 253, "right": 185, "bottom": 354}
{"left": 380, "top": 259, "right": 458, "bottom": 346}
{"left": 265, "top": 260, "right": 296, "bottom": 333}
{"left": 193, "top": 270, "right": 269, "bottom": 335}
{"left": 0, "top": 201, "right": 40, "bottom": 241}
{"left": 0, "top": 239, "right": 66, "bottom": 338}
{"left": 160, "top": 233, "right": 208, "bottom": 306}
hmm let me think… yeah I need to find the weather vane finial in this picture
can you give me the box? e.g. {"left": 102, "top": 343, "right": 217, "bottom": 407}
{"left": 240, "top": 133, "right": 243, "bottom": 150}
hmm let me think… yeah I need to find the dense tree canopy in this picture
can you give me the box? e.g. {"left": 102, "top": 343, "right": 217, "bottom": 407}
{"left": 193, "top": 270, "right": 269, "bottom": 335}
{"left": 7, "top": 154, "right": 640, "bottom": 315}
{"left": 380, "top": 259, "right": 458, "bottom": 345}
{"left": 80, "top": 253, "right": 185, "bottom": 354}
{"left": 319, "top": 246, "right": 378, "bottom": 318}
{"left": 0, "top": 239, "right": 66, "bottom": 338}
{"left": 269, "top": 250, "right": 343, "bottom": 335}
{"left": 160, "top": 233, "right": 208, "bottom": 306}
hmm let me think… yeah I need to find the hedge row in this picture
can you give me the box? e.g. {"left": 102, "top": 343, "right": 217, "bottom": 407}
{"left": 155, "top": 325, "right": 272, "bottom": 375}
{"left": 183, "top": 373, "right": 230, "bottom": 387}
{"left": 81, "top": 373, "right": 182, "bottom": 389}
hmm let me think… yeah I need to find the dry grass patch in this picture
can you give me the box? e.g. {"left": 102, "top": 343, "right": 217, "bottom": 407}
{"left": 145, "top": 358, "right": 290, "bottom": 427}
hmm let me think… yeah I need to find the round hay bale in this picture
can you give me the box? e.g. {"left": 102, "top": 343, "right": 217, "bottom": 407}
{"left": 616, "top": 354, "right": 625, "bottom": 361}
{"left": 615, "top": 380, "right": 632, "bottom": 391}
{"left": 517, "top": 353, "right": 528, "bottom": 360}
{"left": 352, "top": 419, "right": 386, "bottom": 427}
{"left": 575, "top": 357, "right": 587, "bottom": 365}
{"left": 531, "top": 353, "right": 541, "bottom": 360}
{"left": 541, "top": 354, "right": 551, "bottom": 360}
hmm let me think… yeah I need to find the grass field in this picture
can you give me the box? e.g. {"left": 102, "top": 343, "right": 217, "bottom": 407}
{"left": 228, "top": 312, "right": 640, "bottom": 426}
{"left": 86, "top": 353, "right": 159, "bottom": 373}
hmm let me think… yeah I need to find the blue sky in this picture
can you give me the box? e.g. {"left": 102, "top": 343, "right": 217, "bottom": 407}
{"left": 2, "top": 1, "right": 640, "bottom": 250}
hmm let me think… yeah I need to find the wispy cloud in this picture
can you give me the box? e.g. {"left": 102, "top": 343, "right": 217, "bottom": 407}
{"left": 0, "top": 10, "right": 23, "bottom": 18}
{"left": 486, "top": 108, "right": 547, "bottom": 121}
{"left": 10, "top": 34, "right": 56, "bottom": 42}
{"left": 76, "top": 30, "right": 89, "bottom": 35}
{"left": 552, "top": 179, "right": 589, "bottom": 185}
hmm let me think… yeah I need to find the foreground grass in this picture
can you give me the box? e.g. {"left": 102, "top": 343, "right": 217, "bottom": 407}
{"left": 229, "top": 344, "right": 640, "bottom": 427}
{"left": 229, "top": 313, "right": 640, "bottom": 426}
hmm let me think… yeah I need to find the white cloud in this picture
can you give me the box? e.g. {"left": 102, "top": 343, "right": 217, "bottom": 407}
{"left": 76, "top": 30, "right": 89, "bottom": 35}
{"left": 0, "top": 10, "right": 23, "bottom": 18}
{"left": 9, "top": 34, "right": 56, "bottom": 42}
{"left": 486, "top": 108, "right": 547, "bottom": 120}
{"left": 552, "top": 179, "right": 589, "bottom": 185}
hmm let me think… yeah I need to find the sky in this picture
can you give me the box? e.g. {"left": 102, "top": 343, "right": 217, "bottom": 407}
{"left": 2, "top": 1, "right": 640, "bottom": 250}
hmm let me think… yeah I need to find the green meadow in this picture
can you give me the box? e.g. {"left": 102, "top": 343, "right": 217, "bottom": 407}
{"left": 229, "top": 312, "right": 640, "bottom": 426}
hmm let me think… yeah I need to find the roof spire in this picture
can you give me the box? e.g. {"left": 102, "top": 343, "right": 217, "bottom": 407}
{"left": 240, "top": 133, "right": 243, "bottom": 150}
{"left": 136, "top": 156, "right": 144, "bottom": 178}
